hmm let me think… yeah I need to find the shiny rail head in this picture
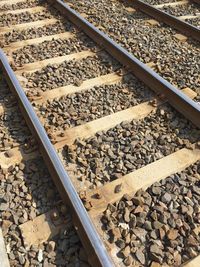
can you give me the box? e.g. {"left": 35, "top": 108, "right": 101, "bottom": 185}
{"left": 48, "top": 0, "right": 200, "bottom": 129}
{"left": 0, "top": 49, "right": 114, "bottom": 267}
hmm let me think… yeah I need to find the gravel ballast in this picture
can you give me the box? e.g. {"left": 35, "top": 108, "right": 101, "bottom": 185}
{"left": 0, "top": 9, "right": 57, "bottom": 27}
{"left": 160, "top": 3, "right": 200, "bottom": 29}
{"left": 0, "top": 21, "right": 75, "bottom": 46}
{"left": 140, "top": 0, "right": 177, "bottom": 4}
{"left": 0, "top": 158, "right": 90, "bottom": 267}
{"left": 101, "top": 161, "right": 200, "bottom": 266}
{"left": 0, "top": 69, "right": 90, "bottom": 267}
{"left": 186, "top": 17, "right": 200, "bottom": 28}
{"left": 161, "top": 3, "right": 200, "bottom": 17}
{"left": 0, "top": 72, "right": 31, "bottom": 151}
{"left": 0, "top": 72, "right": 13, "bottom": 103}
{"left": 64, "top": 105, "right": 200, "bottom": 189}
{"left": 0, "top": 0, "right": 44, "bottom": 12}
{"left": 65, "top": 0, "right": 200, "bottom": 99}
{"left": 37, "top": 74, "right": 153, "bottom": 132}
{"left": 24, "top": 52, "right": 121, "bottom": 94}
{"left": 0, "top": 107, "right": 32, "bottom": 151}
{"left": 12, "top": 33, "right": 96, "bottom": 66}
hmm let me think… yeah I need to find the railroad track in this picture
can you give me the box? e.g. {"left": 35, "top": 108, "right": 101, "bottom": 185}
{"left": 0, "top": 69, "right": 89, "bottom": 266}
{"left": 66, "top": 0, "right": 200, "bottom": 101}
{"left": 142, "top": 0, "right": 200, "bottom": 28}
{"left": 0, "top": 0, "right": 200, "bottom": 266}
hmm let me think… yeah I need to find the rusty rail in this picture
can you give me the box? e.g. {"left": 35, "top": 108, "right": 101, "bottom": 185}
{"left": 0, "top": 49, "right": 114, "bottom": 267}
{"left": 48, "top": 0, "right": 200, "bottom": 128}
{"left": 129, "top": 0, "right": 200, "bottom": 42}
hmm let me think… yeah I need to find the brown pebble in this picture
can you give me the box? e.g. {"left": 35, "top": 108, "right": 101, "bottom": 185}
{"left": 124, "top": 256, "right": 132, "bottom": 266}
{"left": 79, "top": 190, "right": 87, "bottom": 200}
{"left": 46, "top": 241, "right": 56, "bottom": 253}
{"left": 2, "top": 220, "right": 12, "bottom": 235}
{"left": 5, "top": 150, "right": 14, "bottom": 158}
{"left": 149, "top": 99, "right": 157, "bottom": 107}
{"left": 135, "top": 248, "right": 145, "bottom": 265}
{"left": 132, "top": 196, "right": 142, "bottom": 206}
{"left": 111, "top": 227, "right": 121, "bottom": 240}
{"left": 188, "top": 247, "right": 197, "bottom": 258}
{"left": 94, "top": 193, "right": 102, "bottom": 199}
{"left": 167, "top": 229, "right": 178, "bottom": 240}
{"left": 85, "top": 201, "right": 92, "bottom": 210}
{"left": 114, "top": 183, "right": 122, "bottom": 193}
{"left": 121, "top": 246, "right": 131, "bottom": 258}
{"left": 50, "top": 211, "right": 59, "bottom": 221}
{"left": 60, "top": 205, "right": 68, "bottom": 215}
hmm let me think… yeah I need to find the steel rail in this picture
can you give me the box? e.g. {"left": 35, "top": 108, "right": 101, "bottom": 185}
{"left": 48, "top": 0, "right": 200, "bottom": 128}
{"left": 0, "top": 49, "right": 114, "bottom": 267}
{"left": 127, "top": 0, "right": 200, "bottom": 42}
